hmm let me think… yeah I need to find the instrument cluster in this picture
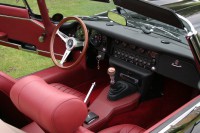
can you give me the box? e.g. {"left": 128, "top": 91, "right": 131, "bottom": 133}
{"left": 89, "top": 30, "right": 108, "bottom": 52}
{"left": 89, "top": 30, "right": 107, "bottom": 47}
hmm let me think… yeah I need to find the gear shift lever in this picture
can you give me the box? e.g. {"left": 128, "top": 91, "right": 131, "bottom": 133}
{"left": 107, "top": 67, "right": 115, "bottom": 85}
{"left": 107, "top": 67, "right": 137, "bottom": 101}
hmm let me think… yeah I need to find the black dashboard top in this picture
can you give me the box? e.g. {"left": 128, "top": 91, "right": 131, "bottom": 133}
{"left": 84, "top": 20, "right": 193, "bottom": 60}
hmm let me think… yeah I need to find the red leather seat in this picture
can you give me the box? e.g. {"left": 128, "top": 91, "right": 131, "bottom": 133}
{"left": 10, "top": 76, "right": 88, "bottom": 133}
{"left": 10, "top": 75, "right": 145, "bottom": 133}
{"left": 0, "top": 71, "right": 85, "bottom": 101}
{"left": 50, "top": 83, "right": 86, "bottom": 101}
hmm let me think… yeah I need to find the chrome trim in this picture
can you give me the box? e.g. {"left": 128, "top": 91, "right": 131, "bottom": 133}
{"left": 0, "top": 40, "right": 19, "bottom": 47}
{"left": 159, "top": 102, "right": 200, "bottom": 133}
{"left": 171, "top": 63, "right": 182, "bottom": 68}
{"left": 177, "top": 14, "right": 197, "bottom": 34}
{"left": 0, "top": 40, "right": 62, "bottom": 57}
{"left": 18, "top": 45, "right": 38, "bottom": 54}
{"left": 0, "top": 14, "right": 45, "bottom": 29}
{"left": 37, "top": 50, "right": 63, "bottom": 57}
{"left": 177, "top": 14, "right": 200, "bottom": 69}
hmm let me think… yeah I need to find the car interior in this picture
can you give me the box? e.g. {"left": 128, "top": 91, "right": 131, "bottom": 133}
{"left": 0, "top": 0, "right": 200, "bottom": 133}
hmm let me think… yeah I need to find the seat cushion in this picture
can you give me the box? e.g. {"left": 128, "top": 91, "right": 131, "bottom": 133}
{"left": 50, "top": 83, "right": 86, "bottom": 101}
{"left": 99, "top": 124, "right": 145, "bottom": 133}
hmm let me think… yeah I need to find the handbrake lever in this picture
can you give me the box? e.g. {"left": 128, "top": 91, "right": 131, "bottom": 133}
{"left": 84, "top": 82, "right": 96, "bottom": 104}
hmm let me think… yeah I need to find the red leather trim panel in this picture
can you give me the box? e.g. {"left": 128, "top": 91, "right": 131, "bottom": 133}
{"left": 0, "top": 5, "right": 66, "bottom": 57}
{"left": 0, "top": 5, "right": 29, "bottom": 18}
{"left": 145, "top": 95, "right": 200, "bottom": 133}
{"left": 84, "top": 86, "right": 140, "bottom": 131}
{"left": 0, "top": 32, "right": 7, "bottom": 41}
{"left": 0, "top": 16, "right": 47, "bottom": 48}
{"left": 99, "top": 124, "right": 145, "bottom": 133}
{"left": 10, "top": 75, "right": 88, "bottom": 133}
{"left": 0, "top": 71, "right": 16, "bottom": 96}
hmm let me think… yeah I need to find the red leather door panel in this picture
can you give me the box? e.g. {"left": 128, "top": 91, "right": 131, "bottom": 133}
{"left": 0, "top": 4, "right": 65, "bottom": 57}
{"left": 0, "top": 4, "right": 55, "bottom": 56}
{"left": 0, "top": 5, "right": 29, "bottom": 18}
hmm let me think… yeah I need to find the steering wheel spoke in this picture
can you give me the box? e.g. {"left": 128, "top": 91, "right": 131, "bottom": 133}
{"left": 60, "top": 49, "right": 71, "bottom": 65}
{"left": 57, "top": 30, "right": 69, "bottom": 42}
{"left": 75, "top": 39, "right": 84, "bottom": 48}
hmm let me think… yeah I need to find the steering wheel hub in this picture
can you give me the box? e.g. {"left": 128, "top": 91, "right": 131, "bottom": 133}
{"left": 66, "top": 37, "right": 76, "bottom": 50}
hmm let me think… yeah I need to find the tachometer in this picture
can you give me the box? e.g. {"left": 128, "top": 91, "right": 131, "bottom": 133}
{"left": 89, "top": 30, "right": 102, "bottom": 47}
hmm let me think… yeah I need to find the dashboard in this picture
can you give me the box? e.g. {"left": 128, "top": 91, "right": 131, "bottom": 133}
{"left": 62, "top": 21, "right": 200, "bottom": 89}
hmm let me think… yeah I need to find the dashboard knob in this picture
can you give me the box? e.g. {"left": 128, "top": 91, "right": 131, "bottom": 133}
{"left": 151, "top": 66, "right": 156, "bottom": 71}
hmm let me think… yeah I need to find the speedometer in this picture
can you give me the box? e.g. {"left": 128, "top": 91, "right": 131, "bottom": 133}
{"left": 75, "top": 25, "right": 85, "bottom": 41}
{"left": 89, "top": 30, "right": 102, "bottom": 47}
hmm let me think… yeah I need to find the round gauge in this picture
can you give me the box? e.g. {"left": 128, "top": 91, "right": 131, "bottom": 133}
{"left": 102, "top": 35, "right": 107, "bottom": 45}
{"left": 129, "top": 45, "right": 136, "bottom": 50}
{"left": 90, "top": 30, "right": 102, "bottom": 47}
{"left": 137, "top": 48, "right": 145, "bottom": 53}
{"left": 75, "top": 25, "right": 85, "bottom": 41}
{"left": 150, "top": 51, "right": 158, "bottom": 58}
{"left": 114, "top": 40, "right": 120, "bottom": 45}
{"left": 122, "top": 42, "right": 127, "bottom": 47}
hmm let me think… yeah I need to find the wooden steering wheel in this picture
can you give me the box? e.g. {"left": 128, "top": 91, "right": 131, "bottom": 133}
{"left": 50, "top": 17, "right": 88, "bottom": 69}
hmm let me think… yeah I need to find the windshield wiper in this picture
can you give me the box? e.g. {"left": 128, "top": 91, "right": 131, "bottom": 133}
{"left": 78, "top": 16, "right": 109, "bottom": 21}
{"left": 140, "top": 22, "right": 181, "bottom": 41}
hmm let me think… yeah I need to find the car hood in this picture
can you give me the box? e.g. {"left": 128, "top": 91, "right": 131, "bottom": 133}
{"left": 113, "top": 0, "right": 200, "bottom": 32}
{"left": 152, "top": 0, "right": 200, "bottom": 33}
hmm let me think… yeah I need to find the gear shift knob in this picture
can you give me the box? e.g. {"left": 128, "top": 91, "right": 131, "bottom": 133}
{"left": 107, "top": 67, "right": 115, "bottom": 85}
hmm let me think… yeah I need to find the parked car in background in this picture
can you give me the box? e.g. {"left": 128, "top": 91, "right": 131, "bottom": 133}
{"left": 0, "top": 0, "right": 200, "bottom": 132}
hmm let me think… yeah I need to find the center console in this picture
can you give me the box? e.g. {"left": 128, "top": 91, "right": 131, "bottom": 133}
{"left": 110, "top": 40, "right": 157, "bottom": 98}
{"left": 83, "top": 86, "right": 140, "bottom": 131}
{"left": 83, "top": 40, "right": 158, "bottom": 131}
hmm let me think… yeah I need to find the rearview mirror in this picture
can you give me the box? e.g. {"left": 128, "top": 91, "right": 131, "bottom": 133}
{"left": 108, "top": 11, "right": 127, "bottom": 26}
{"left": 52, "top": 13, "right": 64, "bottom": 22}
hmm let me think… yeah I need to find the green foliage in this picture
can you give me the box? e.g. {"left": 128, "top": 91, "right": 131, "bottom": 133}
{"left": 26, "top": 0, "right": 115, "bottom": 17}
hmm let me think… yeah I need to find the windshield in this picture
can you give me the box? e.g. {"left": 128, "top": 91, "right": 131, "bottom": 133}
{"left": 27, "top": 0, "right": 115, "bottom": 17}
{"left": 26, "top": 0, "right": 188, "bottom": 43}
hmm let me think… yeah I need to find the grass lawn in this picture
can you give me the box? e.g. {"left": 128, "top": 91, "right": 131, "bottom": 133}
{"left": 0, "top": 0, "right": 115, "bottom": 78}
{"left": 0, "top": 45, "right": 54, "bottom": 78}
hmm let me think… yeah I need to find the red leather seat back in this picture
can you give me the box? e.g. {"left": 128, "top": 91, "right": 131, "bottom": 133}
{"left": 10, "top": 76, "right": 87, "bottom": 133}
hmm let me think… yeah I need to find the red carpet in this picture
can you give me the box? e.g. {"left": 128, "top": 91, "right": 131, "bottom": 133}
{"left": 106, "top": 78, "right": 198, "bottom": 129}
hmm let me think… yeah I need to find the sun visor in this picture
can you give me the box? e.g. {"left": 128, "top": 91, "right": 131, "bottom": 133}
{"left": 113, "top": 0, "right": 185, "bottom": 29}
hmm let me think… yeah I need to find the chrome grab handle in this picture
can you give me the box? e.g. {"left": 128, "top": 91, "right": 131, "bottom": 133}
{"left": 171, "top": 63, "right": 182, "bottom": 68}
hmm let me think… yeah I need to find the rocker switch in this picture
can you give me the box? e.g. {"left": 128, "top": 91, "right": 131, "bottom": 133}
{"left": 84, "top": 112, "right": 99, "bottom": 125}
